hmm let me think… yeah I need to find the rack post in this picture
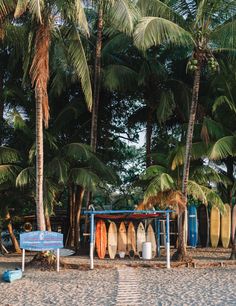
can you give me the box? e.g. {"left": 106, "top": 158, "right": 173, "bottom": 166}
{"left": 90, "top": 213, "right": 94, "bottom": 270}
{"left": 166, "top": 212, "right": 170, "bottom": 269}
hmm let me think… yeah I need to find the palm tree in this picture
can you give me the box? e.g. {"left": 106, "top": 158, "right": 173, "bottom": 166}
{"left": 12, "top": 0, "right": 93, "bottom": 231}
{"left": 134, "top": 0, "right": 236, "bottom": 259}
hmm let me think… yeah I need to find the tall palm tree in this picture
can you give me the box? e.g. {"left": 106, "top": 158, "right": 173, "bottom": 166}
{"left": 134, "top": 0, "right": 236, "bottom": 260}
{"left": 13, "top": 0, "right": 93, "bottom": 231}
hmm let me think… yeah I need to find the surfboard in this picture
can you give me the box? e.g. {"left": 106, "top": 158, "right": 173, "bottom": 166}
{"left": 95, "top": 220, "right": 107, "bottom": 259}
{"left": 118, "top": 222, "right": 127, "bottom": 257}
{"left": 146, "top": 224, "right": 156, "bottom": 258}
{"left": 188, "top": 205, "right": 198, "bottom": 247}
{"left": 137, "top": 222, "right": 146, "bottom": 257}
{"left": 127, "top": 222, "right": 136, "bottom": 258}
{"left": 232, "top": 205, "right": 236, "bottom": 243}
{"left": 108, "top": 222, "right": 117, "bottom": 259}
{"left": 197, "top": 204, "right": 209, "bottom": 247}
{"left": 210, "top": 207, "right": 220, "bottom": 248}
{"left": 221, "top": 204, "right": 231, "bottom": 248}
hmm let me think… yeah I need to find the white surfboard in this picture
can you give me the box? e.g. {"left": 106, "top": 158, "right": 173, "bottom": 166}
{"left": 108, "top": 222, "right": 117, "bottom": 259}
{"left": 146, "top": 224, "right": 156, "bottom": 258}
{"left": 137, "top": 222, "right": 146, "bottom": 256}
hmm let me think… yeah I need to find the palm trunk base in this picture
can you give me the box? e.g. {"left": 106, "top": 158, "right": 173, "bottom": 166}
{"left": 28, "top": 252, "right": 66, "bottom": 271}
{"left": 172, "top": 249, "right": 192, "bottom": 262}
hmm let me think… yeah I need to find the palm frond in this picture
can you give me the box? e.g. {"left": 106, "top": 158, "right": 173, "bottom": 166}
{"left": 171, "top": 142, "right": 207, "bottom": 170}
{"left": 103, "top": 64, "right": 139, "bottom": 92}
{"left": 156, "top": 90, "right": 175, "bottom": 124}
{"left": 0, "top": 147, "right": 21, "bottom": 164}
{"left": 144, "top": 173, "right": 175, "bottom": 200}
{"left": 62, "top": 143, "right": 92, "bottom": 161}
{"left": 28, "top": 0, "right": 44, "bottom": 23}
{"left": 140, "top": 165, "right": 167, "bottom": 181}
{"left": 212, "top": 95, "right": 236, "bottom": 114}
{"left": 0, "top": 165, "right": 21, "bottom": 184}
{"left": 134, "top": 17, "right": 193, "bottom": 50}
{"left": 137, "top": 0, "right": 185, "bottom": 26}
{"left": 208, "top": 136, "right": 236, "bottom": 160}
{"left": 16, "top": 167, "right": 35, "bottom": 187}
{"left": 46, "top": 157, "right": 68, "bottom": 185}
{"left": 69, "top": 167, "right": 100, "bottom": 192}
{"left": 108, "top": 0, "right": 139, "bottom": 35}
{"left": 66, "top": 25, "right": 92, "bottom": 110}
{"left": 210, "top": 19, "right": 236, "bottom": 51}
{"left": 191, "top": 165, "right": 232, "bottom": 188}
{"left": 201, "top": 117, "right": 228, "bottom": 144}
{"left": 187, "top": 180, "right": 207, "bottom": 204}
{"left": 14, "top": 0, "right": 29, "bottom": 18}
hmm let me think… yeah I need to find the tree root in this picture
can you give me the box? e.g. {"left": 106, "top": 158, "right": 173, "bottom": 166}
{"left": 26, "top": 252, "right": 67, "bottom": 271}
{"left": 172, "top": 250, "right": 193, "bottom": 263}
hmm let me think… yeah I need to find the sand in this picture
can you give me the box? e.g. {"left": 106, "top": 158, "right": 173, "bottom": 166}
{"left": 0, "top": 249, "right": 235, "bottom": 306}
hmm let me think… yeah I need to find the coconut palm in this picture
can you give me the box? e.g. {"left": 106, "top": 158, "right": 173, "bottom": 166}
{"left": 11, "top": 0, "right": 93, "bottom": 231}
{"left": 134, "top": 0, "right": 236, "bottom": 259}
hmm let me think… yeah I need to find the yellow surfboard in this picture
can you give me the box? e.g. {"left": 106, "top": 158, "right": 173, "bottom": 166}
{"left": 221, "top": 204, "right": 231, "bottom": 248}
{"left": 210, "top": 207, "right": 220, "bottom": 248}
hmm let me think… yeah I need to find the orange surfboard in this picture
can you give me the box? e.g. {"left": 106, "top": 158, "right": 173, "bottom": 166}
{"left": 95, "top": 220, "right": 107, "bottom": 259}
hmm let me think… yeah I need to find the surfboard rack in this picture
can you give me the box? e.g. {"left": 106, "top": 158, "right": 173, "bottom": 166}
{"left": 83, "top": 209, "right": 173, "bottom": 270}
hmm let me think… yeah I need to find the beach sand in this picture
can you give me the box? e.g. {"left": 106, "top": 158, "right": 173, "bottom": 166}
{"left": 0, "top": 248, "right": 235, "bottom": 306}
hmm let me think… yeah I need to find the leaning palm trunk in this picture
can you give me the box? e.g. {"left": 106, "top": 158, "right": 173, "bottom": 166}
{"left": 5, "top": 212, "right": 21, "bottom": 253}
{"left": 30, "top": 23, "right": 51, "bottom": 231}
{"left": 176, "top": 67, "right": 201, "bottom": 260}
{"left": 75, "top": 187, "right": 85, "bottom": 252}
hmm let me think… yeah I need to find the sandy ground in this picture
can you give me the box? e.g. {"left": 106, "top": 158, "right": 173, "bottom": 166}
{"left": 0, "top": 248, "right": 236, "bottom": 306}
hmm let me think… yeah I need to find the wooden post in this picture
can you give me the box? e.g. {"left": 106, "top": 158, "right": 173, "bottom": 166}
{"left": 22, "top": 249, "right": 25, "bottom": 272}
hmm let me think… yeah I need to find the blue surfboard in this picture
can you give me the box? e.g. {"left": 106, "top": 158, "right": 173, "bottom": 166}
{"left": 188, "top": 205, "right": 198, "bottom": 247}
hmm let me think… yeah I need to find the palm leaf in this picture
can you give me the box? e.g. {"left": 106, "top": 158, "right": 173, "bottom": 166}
{"left": 212, "top": 95, "right": 236, "bottom": 114}
{"left": 0, "top": 165, "right": 21, "bottom": 184}
{"left": 140, "top": 165, "right": 167, "bottom": 181}
{"left": 156, "top": 90, "right": 175, "bottom": 124}
{"left": 0, "top": 147, "right": 21, "bottom": 164}
{"left": 134, "top": 17, "right": 193, "bottom": 50}
{"left": 63, "top": 143, "right": 92, "bottom": 161}
{"left": 108, "top": 0, "right": 139, "bottom": 35}
{"left": 69, "top": 167, "right": 100, "bottom": 192}
{"left": 46, "top": 157, "right": 68, "bottom": 185}
{"left": 66, "top": 25, "right": 92, "bottom": 110}
{"left": 16, "top": 167, "right": 35, "bottom": 187}
{"left": 208, "top": 136, "right": 236, "bottom": 160}
{"left": 187, "top": 180, "right": 207, "bottom": 204}
{"left": 103, "top": 64, "right": 139, "bottom": 91}
{"left": 144, "top": 173, "right": 175, "bottom": 200}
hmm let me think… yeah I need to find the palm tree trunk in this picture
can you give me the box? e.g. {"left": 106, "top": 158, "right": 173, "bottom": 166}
{"left": 84, "top": 1, "right": 104, "bottom": 238}
{"left": 90, "top": 0, "right": 103, "bottom": 152}
{"left": 30, "top": 23, "right": 51, "bottom": 232}
{"left": 35, "top": 97, "right": 46, "bottom": 231}
{"left": 177, "top": 67, "right": 201, "bottom": 260}
{"left": 75, "top": 186, "right": 85, "bottom": 252}
{"left": 45, "top": 206, "right": 52, "bottom": 231}
{"left": 230, "top": 228, "right": 236, "bottom": 259}
{"left": 5, "top": 212, "right": 21, "bottom": 254}
{"left": 146, "top": 106, "right": 153, "bottom": 168}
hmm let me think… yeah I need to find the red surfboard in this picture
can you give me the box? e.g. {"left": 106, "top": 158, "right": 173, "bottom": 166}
{"left": 95, "top": 220, "right": 107, "bottom": 259}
